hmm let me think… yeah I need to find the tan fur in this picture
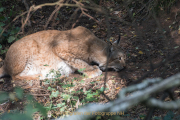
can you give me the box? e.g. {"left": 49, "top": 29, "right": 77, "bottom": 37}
{"left": 0, "top": 26, "right": 126, "bottom": 80}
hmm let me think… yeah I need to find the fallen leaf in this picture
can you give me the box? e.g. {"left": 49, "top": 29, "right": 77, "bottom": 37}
{"left": 131, "top": 53, "right": 137, "bottom": 57}
{"left": 174, "top": 46, "right": 179, "bottom": 49}
{"left": 110, "top": 37, "right": 114, "bottom": 42}
{"left": 93, "top": 25, "right": 97, "bottom": 28}
{"left": 116, "top": 87, "right": 121, "bottom": 90}
{"left": 138, "top": 51, "right": 143, "bottom": 54}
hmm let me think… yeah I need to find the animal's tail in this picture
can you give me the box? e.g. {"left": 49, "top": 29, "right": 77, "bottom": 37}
{"left": 0, "top": 65, "right": 8, "bottom": 78}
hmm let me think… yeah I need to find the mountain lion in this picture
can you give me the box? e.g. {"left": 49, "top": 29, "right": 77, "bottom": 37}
{"left": 0, "top": 26, "right": 126, "bottom": 80}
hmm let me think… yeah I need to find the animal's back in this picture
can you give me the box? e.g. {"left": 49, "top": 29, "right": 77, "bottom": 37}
{"left": 0, "top": 29, "right": 73, "bottom": 80}
{"left": 0, "top": 26, "right": 98, "bottom": 79}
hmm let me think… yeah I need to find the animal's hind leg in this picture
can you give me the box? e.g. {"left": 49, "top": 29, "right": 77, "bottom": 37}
{"left": 12, "top": 74, "right": 42, "bottom": 80}
{"left": 12, "top": 74, "right": 43, "bottom": 89}
{"left": 5, "top": 39, "right": 39, "bottom": 79}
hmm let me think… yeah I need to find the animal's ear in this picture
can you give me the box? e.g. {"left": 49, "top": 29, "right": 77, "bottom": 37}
{"left": 113, "top": 35, "right": 121, "bottom": 45}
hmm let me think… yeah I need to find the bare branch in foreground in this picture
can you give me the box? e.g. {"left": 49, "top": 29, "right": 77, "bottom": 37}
{"left": 146, "top": 98, "right": 180, "bottom": 109}
{"left": 51, "top": 73, "right": 180, "bottom": 120}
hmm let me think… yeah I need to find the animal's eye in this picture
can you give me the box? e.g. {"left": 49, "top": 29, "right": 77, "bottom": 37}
{"left": 118, "top": 57, "right": 122, "bottom": 60}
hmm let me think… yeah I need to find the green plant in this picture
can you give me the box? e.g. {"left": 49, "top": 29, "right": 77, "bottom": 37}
{"left": 0, "top": 0, "right": 21, "bottom": 54}
{"left": 0, "top": 67, "right": 108, "bottom": 119}
{"left": 41, "top": 69, "right": 106, "bottom": 118}
{"left": 0, "top": 88, "right": 47, "bottom": 120}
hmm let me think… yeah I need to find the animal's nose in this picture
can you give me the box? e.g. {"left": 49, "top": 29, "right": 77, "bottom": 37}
{"left": 121, "top": 58, "right": 126, "bottom": 67}
{"left": 121, "top": 60, "right": 126, "bottom": 67}
{"left": 123, "top": 62, "right": 126, "bottom": 67}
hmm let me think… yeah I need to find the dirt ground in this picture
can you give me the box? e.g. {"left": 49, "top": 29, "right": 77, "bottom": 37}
{"left": 0, "top": 0, "right": 180, "bottom": 119}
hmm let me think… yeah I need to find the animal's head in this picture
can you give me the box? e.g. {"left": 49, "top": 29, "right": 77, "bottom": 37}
{"left": 100, "top": 35, "right": 126, "bottom": 71}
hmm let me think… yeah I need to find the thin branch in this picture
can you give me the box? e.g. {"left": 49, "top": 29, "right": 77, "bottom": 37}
{"left": 0, "top": 0, "right": 106, "bottom": 37}
{"left": 44, "top": 0, "right": 64, "bottom": 29}
{"left": 21, "top": 5, "right": 34, "bottom": 33}
{"left": 146, "top": 98, "right": 180, "bottom": 109}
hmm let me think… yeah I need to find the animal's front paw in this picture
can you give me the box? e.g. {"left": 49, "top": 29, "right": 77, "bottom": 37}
{"left": 84, "top": 66, "right": 102, "bottom": 78}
